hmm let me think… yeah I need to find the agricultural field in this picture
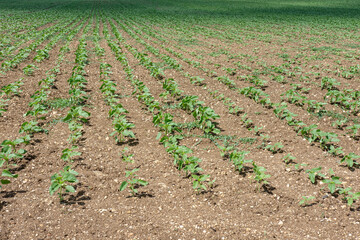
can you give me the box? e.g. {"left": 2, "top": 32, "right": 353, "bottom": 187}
{"left": 0, "top": 0, "right": 360, "bottom": 238}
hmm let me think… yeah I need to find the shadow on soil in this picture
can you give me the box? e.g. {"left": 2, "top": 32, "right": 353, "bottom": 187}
{"left": 0, "top": 190, "right": 27, "bottom": 211}
{"left": 117, "top": 138, "right": 139, "bottom": 146}
{"left": 126, "top": 192, "right": 155, "bottom": 198}
{"left": 262, "top": 184, "right": 276, "bottom": 195}
{"left": 350, "top": 206, "right": 360, "bottom": 212}
{"left": 0, "top": 190, "right": 27, "bottom": 199}
{"left": 62, "top": 190, "right": 91, "bottom": 206}
{"left": 12, "top": 154, "right": 37, "bottom": 172}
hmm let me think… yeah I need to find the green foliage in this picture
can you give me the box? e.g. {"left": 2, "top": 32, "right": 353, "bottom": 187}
{"left": 179, "top": 95, "right": 204, "bottom": 112}
{"left": 189, "top": 76, "right": 205, "bottom": 85}
{"left": 265, "top": 142, "right": 284, "bottom": 154}
{"left": 299, "top": 196, "right": 315, "bottom": 206}
{"left": 153, "top": 112, "right": 181, "bottom": 136}
{"left": 120, "top": 147, "right": 134, "bottom": 163}
{"left": 61, "top": 146, "right": 81, "bottom": 162}
{"left": 321, "top": 77, "right": 340, "bottom": 90}
{"left": 305, "top": 167, "right": 325, "bottom": 184}
{"left": 49, "top": 166, "right": 78, "bottom": 201}
{"left": 192, "top": 106, "right": 220, "bottom": 134}
{"left": 346, "top": 124, "right": 360, "bottom": 137}
{"left": 192, "top": 174, "right": 215, "bottom": 193}
{"left": 282, "top": 153, "right": 296, "bottom": 164}
{"left": 119, "top": 168, "right": 148, "bottom": 196}
{"left": 1, "top": 80, "right": 23, "bottom": 96}
{"left": 34, "top": 49, "right": 50, "bottom": 62}
{"left": 23, "top": 64, "right": 38, "bottom": 76}
{"left": 340, "top": 153, "right": 360, "bottom": 168}
{"left": 218, "top": 143, "right": 234, "bottom": 158}
{"left": 0, "top": 169, "right": 18, "bottom": 188}
{"left": 110, "top": 116, "right": 135, "bottom": 143}
{"left": 339, "top": 188, "right": 360, "bottom": 207}
{"left": 19, "top": 121, "right": 47, "bottom": 136}
{"left": 0, "top": 98, "right": 8, "bottom": 116}
{"left": 229, "top": 150, "right": 252, "bottom": 172}
{"left": 63, "top": 106, "right": 90, "bottom": 123}
{"left": 322, "top": 176, "right": 342, "bottom": 194}
{"left": 252, "top": 162, "right": 270, "bottom": 191}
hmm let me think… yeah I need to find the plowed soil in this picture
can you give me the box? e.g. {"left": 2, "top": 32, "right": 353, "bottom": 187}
{"left": 1, "top": 0, "right": 360, "bottom": 239}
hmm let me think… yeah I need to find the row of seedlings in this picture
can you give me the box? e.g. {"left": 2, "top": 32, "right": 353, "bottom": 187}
{"left": 0, "top": 13, "right": 82, "bottom": 74}
{"left": 103, "top": 20, "right": 215, "bottom": 192}
{"left": 97, "top": 10, "right": 147, "bottom": 194}
{"left": 0, "top": 9, "right": 71, "bottom": 61}
{"left": 99, "top": 62, "right": 148, "bottom": 195}
{"left": 105, "top": 15, "right": 275, "bottom": 192}
{"left": 209, "top": 57, "right": 360, "bottom": 207}
{"left": 49, "top": 20, "right": 92, "bottom": 201}
{"left": 112, "top": 13, "right": 360, "bottom": 206}
{"left": 0, "top": 16, "right": 89, "bottom": 190}
{"left": 109, "top": 15, "right": 276, "bottom": 191}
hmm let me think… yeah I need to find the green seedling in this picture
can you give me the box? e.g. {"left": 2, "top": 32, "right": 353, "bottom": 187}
{"left": 67, "top": 127, "right": 83, "bottom": 144}
{"left": 158, "top": 134, "right": 183, "bottom": 148}
{"left": 346, "top": 124, "right": 360, "bottom": 137}
{"left": 273, "top": 75, "right": 287, "bottom": 84}
{"left": 228, "top": 105, "right": 243, "bottom": 115}
{"left": 160, "top": 78, "right": 183, "bottom": 98}
{"left": 252, "top": 162, "right": 270, "bottom": 191}
{"left": 192, "top": 106, "right": 220, "bottom": 134}
{"left": 108, "top": 104, "right": 128, "bottom": 119}
{"left": 331, "top": 119, "right": 347, "bottom": 129}
{"left": 218, "top": 144, "right": 234, "bottom": 158}
{"left": 192, "top": 174, "right": 214, "bottom": 193}
{"left": 282, "top": 153, "right": 296, "bottom": 164}
{"left": 0, "top": 168, "right": 18, "bottom": 188}
{"left": 0, "top": 140, "right": 27, "bottom": 167}
{"left": 340, "top": 153, "right": 360, "bottom": 168}
{"left": 63, "top": 106, "right": 90, "bottom": 123}
{"left": 299, "top": 196, "right": 315, "bottom": 206}
{"left": 0, "top": 98, "right": 8, "bottom": 116}
{"left": 218, "top": 76, "right": 235, "bottom": 88}
{"left": 49, "top": 166, "right": 78, "bottom": 201}
{"left": 223, "top": 67, "right": 236, "bottom": 76}
{"left": 111, "top": 116, "right": 135, "bottom": 143}
{"left": 61, "top": 146, "right": 81, "bottom": 162}
{"left": 305, "top": 167, "right": 325, "bottom": 184}
{"left": 119, "top": 168, "right": 148, "bottom": 196}
{"left": 322, "top": 176, "right": 342, "bottom": 194}
{"left": 167, "top": 144, "right": 193, "bottom": 170}
{"left": 250, "top": 126, "right": 263, "bottom": 135}
{"left": 19, "top": 121, "right": 47, "bottom": 136}
{"left": 339, "top": 188, "right": 360, "bottom": 207}
{"left": 23, "top": 64, "right": 38, "bottom": 76}
{"left": 328, "top": 146, "right": 344, "bottom": 156}
{"left": 241, "top": 114, "right": 253, "bottom": 128}
{"left": 179, "top": 95, "right": 204, "bottom": 112}
{"left": 1, "top": 80, "right": 23, "bottom": 97}
{"left": 121, "top": 147, "right": 134, "bottom": 163}
{"left": 265, "top": 142, "right": 283, "bottom": 153}
{"left": 294, "top": 163, "right": 307, "bottom": 171}
{"left": 183, "top": 156, "right": 203, "bottom": 176}
{"left": 190, "top": 76, "right": 204, "bottom": 85}
{"left": 321, "top": 77, "right": 340, "bottom": 90}
{"left": 230, "top": 150, "right": 252, "bottom": 172}
{"left": 153, "top": 112, "right": 181, "bottom": 136}
{"left": 100, "top": 79, "right": 118, "bottom": 100}
{"left": 34, "top": 49, "right": 50, "bottom": 62}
